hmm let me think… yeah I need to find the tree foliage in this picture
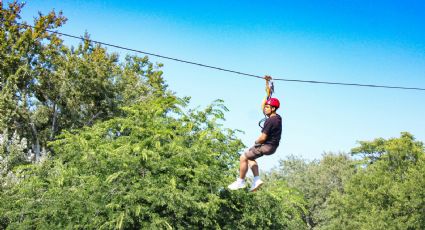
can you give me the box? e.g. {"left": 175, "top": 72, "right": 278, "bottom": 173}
{"left": 322, "top": 132, "right": 425, "bottom": 229}
{"left": 270, "top": 133, "right": 425, "bottom": 230}
{"left": 0, "top": 3, "right": 308, "bottom": 229}
{"left": 0, "top": 96, "right": 307, "bottom": 229}
{"left": 0, "top": 2, "right": 165, "bottom": 168}
{"left": 269, "top": 153, "right": 356, "bottom": 228}
{"left": 1, "top": 2, "right": 424, "bottom": 229}
{"left": 219, "top": 180, "right": 307, "bottom": 229}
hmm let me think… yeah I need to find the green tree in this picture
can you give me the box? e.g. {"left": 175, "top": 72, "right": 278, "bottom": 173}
{"left": 218, "top": 180, "right": 308, "bottom": 229}
{"left": 0, "top": 1, "right": 67, "bottom": 162}
{"left": 270, "top": 153, "right": 356, "bottom": 228}
{"left": 322, "top": 132, "right": 425, "bottom": 229}
{"left": 0, "top": 96, "right": 307, "bottom": 229}
{"left": 0, "top": 3, "right": 309, "bottom": 228}
{"left": 0, "top": 2, "right": 165, "bottom": 170}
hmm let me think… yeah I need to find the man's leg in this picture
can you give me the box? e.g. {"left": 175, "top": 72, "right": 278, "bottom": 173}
{"left": 249, "top": 159, "right": 263, "bottom": 192}
{"left": 239, "top": 154, "right": 249, "bottom": 179}
{"left": 247, "top": 145, "right": 275, "bottom": 192}
{"left": 248, "top": 160, "right": 259, "bottom": 177}
{"left": 228, "top": 147, "right": 260, "bottom": 190}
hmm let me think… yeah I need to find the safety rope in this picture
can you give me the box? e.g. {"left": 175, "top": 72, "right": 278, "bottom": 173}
{"left": 13, "top": 22, "right": 425, "bottom": 92}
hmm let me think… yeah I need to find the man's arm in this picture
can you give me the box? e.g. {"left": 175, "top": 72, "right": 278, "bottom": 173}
{"left": 255, "top": 133, "right": 268, "bottom": 145}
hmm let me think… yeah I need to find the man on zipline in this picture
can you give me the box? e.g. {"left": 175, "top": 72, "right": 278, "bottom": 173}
{"left": 228, "top": 97, "right": 282, "bottom": 192}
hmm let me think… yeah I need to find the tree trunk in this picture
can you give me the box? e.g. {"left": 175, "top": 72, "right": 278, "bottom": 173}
{"left": 50, "top": 102, "right": 57, "bottom": 140}
{"left": 30, "top": 122, "right": 40, "bottom": 162}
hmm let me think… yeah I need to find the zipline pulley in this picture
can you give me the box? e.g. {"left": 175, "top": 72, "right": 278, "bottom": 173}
{"left": 264, "top": 75, "right": 274, "bottom": 100}
{"left": 259, "top": 75, "right": 274, "bottom": 128}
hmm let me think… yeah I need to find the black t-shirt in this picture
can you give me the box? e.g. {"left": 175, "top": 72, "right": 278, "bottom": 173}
{"left": 261, "top": 114, "right": 282, "bottom": 147}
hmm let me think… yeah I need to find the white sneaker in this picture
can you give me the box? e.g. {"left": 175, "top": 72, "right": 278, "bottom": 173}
{"left": 250, "top": 179, "right": 264, "bottom": 192}
{"left": 228, "top": 180, "right": 246, "bottom": 190}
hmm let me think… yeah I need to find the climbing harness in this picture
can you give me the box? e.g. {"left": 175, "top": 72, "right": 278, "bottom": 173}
{"left": 258, "top": 76, "right": 274, "bottom": 128}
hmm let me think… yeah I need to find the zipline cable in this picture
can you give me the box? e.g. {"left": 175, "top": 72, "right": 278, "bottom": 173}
{"left": 15, "top": 23, "right": 425, "bottom": 92}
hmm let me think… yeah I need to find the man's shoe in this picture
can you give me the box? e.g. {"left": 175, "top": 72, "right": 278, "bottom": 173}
{"left": 250, "top": 179, "right": 264, "bottom": 192}
{"left": 228, "top": 180, "right": 246, "bottom": 190}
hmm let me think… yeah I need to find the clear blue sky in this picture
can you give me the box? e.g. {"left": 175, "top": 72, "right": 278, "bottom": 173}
{"left": 14, "top": 0, "right": 425, "bottom": 171}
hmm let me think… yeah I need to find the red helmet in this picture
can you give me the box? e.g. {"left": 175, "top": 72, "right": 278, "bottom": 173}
{"left": 266, "top": 98, "right": 280, "bottom": 109}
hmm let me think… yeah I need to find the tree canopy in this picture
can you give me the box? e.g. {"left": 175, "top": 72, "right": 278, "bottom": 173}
{"left": 321, "top": 132, "right": 425, "bottom": 229}
{"left": 1, "top": 2, "right": 308, "bottom": 229}
{"left": 1, "top": 2, "right": 424, "bottom": 229}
